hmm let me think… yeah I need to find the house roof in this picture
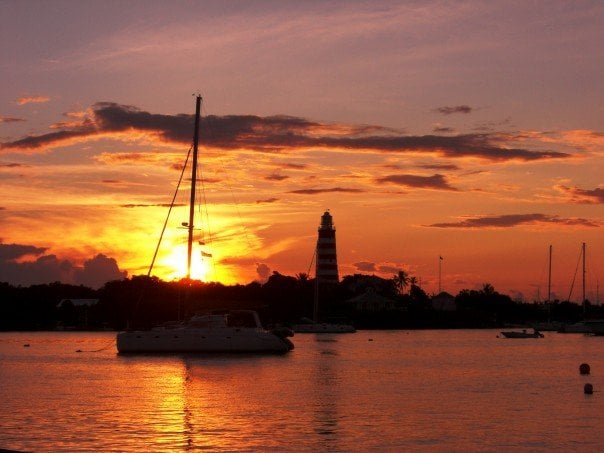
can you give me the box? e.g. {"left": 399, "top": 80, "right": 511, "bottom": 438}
{"left": 59, "top": 299, "right": 99, "bottom": 307}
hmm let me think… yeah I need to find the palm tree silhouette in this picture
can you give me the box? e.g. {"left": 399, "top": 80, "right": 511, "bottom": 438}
{"left": 393, "top": 270, "right": 410, "bottom": 295}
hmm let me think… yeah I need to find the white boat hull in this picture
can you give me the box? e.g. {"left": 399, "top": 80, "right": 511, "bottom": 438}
{"left": 117, "top": 311, "right": 294, "bottom": 353}
{"left": 117, "top": 327, "right": 293, "bottom": 353}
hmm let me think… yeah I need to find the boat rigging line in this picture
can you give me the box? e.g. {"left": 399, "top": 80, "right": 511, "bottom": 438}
{"left": 567, "top": 243, "right": 583, "bottom": 302}
{"left": 127, "top": 144, "right": 194, "bottom": 321}
{"left": 306, "top": 247, "right": 316, "bottom": 278}
{"left": 202, "top": 103, "right": 257, "bottom": 255}
{"left": 148, "top": 144, "right": 194, "bottom": 277}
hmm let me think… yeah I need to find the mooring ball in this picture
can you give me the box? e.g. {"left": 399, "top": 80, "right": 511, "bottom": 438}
{"left": 579, "top": 363, "right": 591, "bottom": 375}
{"left": 584, "top": 383, "right": 594, "bottom": 395}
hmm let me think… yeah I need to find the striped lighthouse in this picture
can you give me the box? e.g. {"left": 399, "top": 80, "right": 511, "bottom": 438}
{"left": 316, "top": 210, "right": 339, "bottom": 283}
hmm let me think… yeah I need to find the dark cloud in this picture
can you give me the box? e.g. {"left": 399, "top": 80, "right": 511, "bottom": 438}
{"left": 2, "top": 128, "right": 94, "bottom": 150}
{"left": 0, "top": 162, "right": 29, "bottom": 168}
{"left": 265, "top": 173, "right": 289, "bottom": 181}
{"left": 0, "top": 243, "right": 127, "bottom": 288}
{"left": 281, "top": 163, "right": 307, "bottom": 170}
{"left": 120, "top": 203, "right": 186, "bottom": 208}
{"left": 74, "top": 254, "right": 128, "bottom": 289}
{"left": 435, "top": 105, "right": 472, "bottom": 115}
{"left": 0, "top": 102, "right": 571, "bottom": 162}
{"left": 197, "top": 177, "right": 221, "bottom": 184}
{"left": 0, "top": 243, "right": 47, "bottom": 261}
{"left": 94, "top": 102, "right": 194, "bottom": 142}
{"left": 0, "top": 116, "right": 26, "bottom": 123}
{"left": 559, "top": 185, "right": 604, "bottom": 204}
{"left": 354, "top": 261, "right": 377, "bottom": 272}
{"left": 256, "top": 263, "right": 271, "bottom": 283}
{"left": 312, "top": 133, "right": 567, "bottom": 161}
{"left": 418, "top": 163, "right": 460, "bottom": 170}
{"left": 256, "top": 197, "right": 279, "bottom": 204}
{"left": 433, "top": 126, "right": 455, "bottom": 133}
{"left": 427, "top": 213, "right": 600, "bottom": 228}
{"left": 288, "top": 187, "right": 364, "bottom": 195}
{"left": 97, "top": 152, "right": 156, "bottom": 163}
{"left": 376, "top": 174, "right": 457, "bottom": 191}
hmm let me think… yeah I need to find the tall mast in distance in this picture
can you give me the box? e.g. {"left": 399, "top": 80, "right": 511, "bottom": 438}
{"left": 582, "top": 242, "right": 586, "bottom": 308}
{"left": 547, "top": 244, "right": 552, "bottom": 303}
{"left": 187, "top": 95, "right": 202, "bottom": 279}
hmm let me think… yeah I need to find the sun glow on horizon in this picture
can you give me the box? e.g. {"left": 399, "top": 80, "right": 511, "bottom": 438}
{"left": 157, "top": 244, "right": 212, "bottom": 282}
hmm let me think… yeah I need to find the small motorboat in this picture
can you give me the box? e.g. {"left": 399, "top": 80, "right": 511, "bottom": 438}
{"left": 500, "top": 329, "right": 544, "bottom": 338}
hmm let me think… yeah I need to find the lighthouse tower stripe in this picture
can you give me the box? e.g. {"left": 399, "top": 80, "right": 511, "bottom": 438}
{"left": 316, "top": 210, "right": 339, "bottom": 283}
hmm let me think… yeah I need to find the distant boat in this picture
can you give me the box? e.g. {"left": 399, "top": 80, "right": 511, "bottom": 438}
{"left": 584, "top": 320, "right": 604, "bottom": 336}
{"left": 557, "top": 243, "right": 599, "bottom": 335}
{"left": 500, "top": 329, "right": 544, "bottom": 339}
{"left": 532, "top": 321, "right": 563, "bottom": 332}
{"left": 534, "top": 244, "right": 559, "bottom": 332}
{"left": 557, "top": 322, "right": 592, "bottom": 334}
{"left": 116, "top": 96, "right": 294, "bottom": 354}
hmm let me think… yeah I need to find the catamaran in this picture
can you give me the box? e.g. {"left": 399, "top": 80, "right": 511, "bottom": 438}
{"left": 116, "top": 96, "right": 294, "bottom": 353}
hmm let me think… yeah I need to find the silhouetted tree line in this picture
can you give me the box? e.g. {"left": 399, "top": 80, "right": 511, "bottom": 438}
{"left": 0, "top": 272, "right": 602, "bottom": 331}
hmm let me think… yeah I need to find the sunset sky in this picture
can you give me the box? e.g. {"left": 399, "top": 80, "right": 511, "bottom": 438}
{"left": 1, "top": 0, "right": 602, "bottom": 302}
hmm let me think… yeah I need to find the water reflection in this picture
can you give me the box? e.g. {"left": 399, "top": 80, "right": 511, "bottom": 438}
{"left": 4, "top": 331, "right": 603, "bottom": 451}
{"left": 312, "top": 335, "right": 340, "bottom": 442}
{"left": 127, "top": 336, "right": 350, "bottom": 450}
{"left": 130, "top": 353, "right": 297, "bottom": 450}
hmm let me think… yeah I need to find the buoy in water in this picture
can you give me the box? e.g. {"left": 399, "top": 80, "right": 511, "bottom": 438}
{"left": 579, "top": 363, "right": 591, "bottom": 375}
{"left": 584, "top": 383, "right": 594, "bottom": 395}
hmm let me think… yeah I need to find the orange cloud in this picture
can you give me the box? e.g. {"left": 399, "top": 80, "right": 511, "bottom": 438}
{"left": 17, "top": 95, "right": 50, "bottom": 105}
{"left": 94, "top": 151, "right": 183, "bottom": 166}
{"left": 557, "top": 185, "right": 604, "bottom": 204}
{"left": 499, "top": 129, "right": 604, "bottom": 154}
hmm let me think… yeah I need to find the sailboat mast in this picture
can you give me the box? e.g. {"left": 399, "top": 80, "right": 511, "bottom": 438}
{"left": 187, "top": 95, "right": 202, "bottom": 279}
{"left": 313, "top": 266, "right": 319, "bottom": 323}
{"left": 582, "top": 242, "right": 586, "bottom": 307}
{"left": 547, "top": 244, "right": 552, "bottom": 303}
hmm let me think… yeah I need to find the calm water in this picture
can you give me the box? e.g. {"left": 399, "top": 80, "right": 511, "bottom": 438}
{"left": 1, "top": 330, "right": 603, "bottom": 452}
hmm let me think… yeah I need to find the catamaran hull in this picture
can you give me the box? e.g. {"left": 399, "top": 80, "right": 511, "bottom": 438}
{"left": 117, "top": 329, "right": 293, "bottom": 354}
